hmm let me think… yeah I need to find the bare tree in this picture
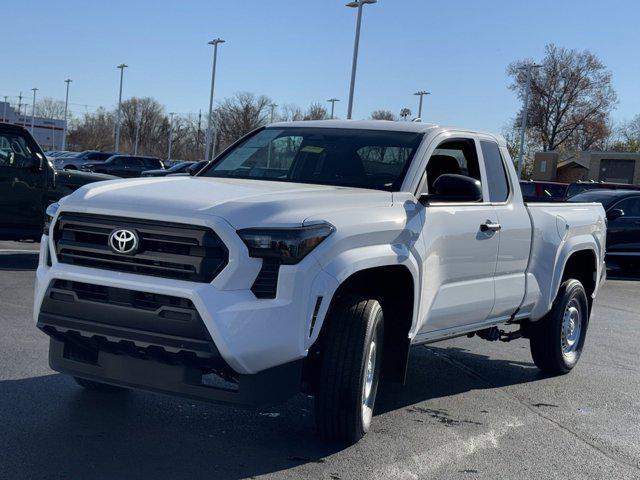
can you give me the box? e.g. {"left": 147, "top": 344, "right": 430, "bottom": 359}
{"left": 304, "top": 103, "right": 328, "bottom": 120}
{"left": 67, "top": 108, "right": 115, "bottom": 151}
{"left": 399, "top": 108, "right": 412, "bottom": 121}
{"left": 279, "top": 104, "right": 304, "bottom": 122}
{"left": 611, "top": 115, "right": 640, "bottom": 152}
{"left": 213, "top": 92, "right": 272, "bottom": 152}
{"left": 508, "top": 44, "right": 617, "bottom": 152}
{"left": 35, "top": 97, "right": 67, "bottom": 120}
{"left": 371, "top": 110, "right": 396, "bottom": 121}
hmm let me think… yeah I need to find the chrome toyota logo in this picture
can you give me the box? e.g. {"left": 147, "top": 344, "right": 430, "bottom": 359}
{"left": 108, "top": 229, "right": 139, "bottom": 255}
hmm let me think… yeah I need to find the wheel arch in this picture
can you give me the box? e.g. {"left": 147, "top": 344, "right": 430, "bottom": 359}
{"left": 309, "top": 264, "right": 417, "bottom": 385}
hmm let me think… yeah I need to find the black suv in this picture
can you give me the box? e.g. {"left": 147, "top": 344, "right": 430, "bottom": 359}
{"left": 81, "top": 155, "right": 164, "bottom": 178}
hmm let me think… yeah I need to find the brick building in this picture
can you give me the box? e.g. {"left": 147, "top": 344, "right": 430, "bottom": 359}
{"left": 531, "top": 151, "right": 640, "bottom": 185}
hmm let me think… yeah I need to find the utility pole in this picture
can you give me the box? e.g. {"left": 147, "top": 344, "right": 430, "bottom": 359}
{"left": 327, "top": 98, "right": 340, "bottom": 119}
{"left": 134, "top": 103, "right": 142, "bottom": 155}
{"left": 516, "top": 63, "right": 541, "bottom": 179}
{"left": 30, "top": 88, "right": 38, "bottom": 133}
{"left": 269, "top": 103, "right": 278, "bottom": 123}
{"left": 413, "top": 90, "right": 430, "bottom": 119}
{"left": 167, "top": 112, "right": 175, "bottom": 160}
{"left": 204, "top": 38, "right": 225, "bottom": 162}
{"left": 17, "top": 92, "right": 23, "bottom": 124}
{"left": 114, "top": 63, "right": 128, "bottom": 152}
{"left": 346, "top": 0, "right": 377, "bottom": 119}
{"left": 62, "top": 79, "right": 72, "bottom": 150}
{"left": 197, "top": 109, "right": 202, "bottom": 152}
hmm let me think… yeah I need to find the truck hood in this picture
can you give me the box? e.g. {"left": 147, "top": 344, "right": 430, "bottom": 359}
{"left": 62, "top": 176, "right": 393, "bottom": 228}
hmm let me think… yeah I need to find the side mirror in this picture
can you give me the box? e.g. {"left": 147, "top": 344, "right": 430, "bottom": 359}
{"left": 420, "top": 174, "right": 483, "bottom": 204}
{"left": 607, "top": 208, "right": 624, "bottom": 221}
{"left": 22, "top": 155, "right": 41, "bottom": 172}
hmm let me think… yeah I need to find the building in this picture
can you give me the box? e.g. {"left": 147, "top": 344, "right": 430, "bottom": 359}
{"left": 0, "top": 100, "right": 66, "bottom": 151}
{"left": 532, "top": 151, "right": 640, "bottom": 185}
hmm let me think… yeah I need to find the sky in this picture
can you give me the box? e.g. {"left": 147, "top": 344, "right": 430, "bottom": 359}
{"left": 2, "top": 0, "right": 639, "bottom": 134}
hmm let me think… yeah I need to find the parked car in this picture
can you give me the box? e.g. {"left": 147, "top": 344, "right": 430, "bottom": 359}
{"left": 565, "top": 180, "right": 640, "bottom": 198}
{"left": 37, "top": 120, "right": 606, "bottom": 443}
{"left": 520, "top": 180, "right": 568, "bottom": 202}
{"left": 81, "top": 155, "right": 164, "bottom": 177}
{"left": 54, "top": 150, "right": 117, "bottom": 170}
{"left": 0, "top": 123, "right": 117, "bottom": 240}
{"left": 569, "top": 189, "right": 640, "bottom": 269}
{"left": 141, "top": 161, "right": 195, "bottom": 177}
{"left": 167, "top": 160, "right": 208, "bottom": 176}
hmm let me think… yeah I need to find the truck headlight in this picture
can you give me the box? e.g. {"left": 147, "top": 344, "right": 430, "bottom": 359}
{"left": 237, "top": 224, "right": 334, "bottom": 265}
{"left": 43, "top": 202, "right": 60, "bottom": 235}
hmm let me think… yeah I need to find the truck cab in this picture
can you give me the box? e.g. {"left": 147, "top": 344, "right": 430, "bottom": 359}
{"left": 0, "top": 123, "right": 115, "bottom": 240}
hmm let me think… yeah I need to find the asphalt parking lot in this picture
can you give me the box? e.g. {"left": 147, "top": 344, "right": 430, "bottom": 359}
{"left": 1, "top": 240, "right": 639, "bottom": 480}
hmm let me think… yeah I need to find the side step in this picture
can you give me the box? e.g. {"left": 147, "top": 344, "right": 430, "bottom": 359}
{"left": 470, "top": 326, "right": 524, "bottom": 343}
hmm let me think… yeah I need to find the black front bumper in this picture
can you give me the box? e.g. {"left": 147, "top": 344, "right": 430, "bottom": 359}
{"left": 38, "top": 280, "right": 302, "bottom": 407}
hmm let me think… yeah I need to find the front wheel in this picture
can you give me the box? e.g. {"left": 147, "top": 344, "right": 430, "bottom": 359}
{"left": 315, "top": 295, "right": 384, "bottom": 444}
{"left": 529, "top": 279, "right": 589, "bottom": 375}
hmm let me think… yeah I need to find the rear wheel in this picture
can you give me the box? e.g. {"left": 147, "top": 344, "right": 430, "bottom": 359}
{"left": 315, "top": 295, "right": 384, "bottom": 444}
{"left": 74, "top": 377, "right": 128, "bottom": 393}
{"left": 529, "top": 279, "right": 589, "bottom": 374}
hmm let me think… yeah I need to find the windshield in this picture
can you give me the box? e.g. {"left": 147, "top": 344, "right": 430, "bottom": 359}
{"left": 199, "top": 127, "right": 424, "bottom": 191}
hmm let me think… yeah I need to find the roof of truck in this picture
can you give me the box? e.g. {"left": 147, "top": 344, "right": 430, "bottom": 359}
{"left": 267, "top": 120, "right": 506, "bottom": 145}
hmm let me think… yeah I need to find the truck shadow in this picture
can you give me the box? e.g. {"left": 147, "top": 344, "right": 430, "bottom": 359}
{"left": 0, "top": 345, "right": 541, "bottom": 480}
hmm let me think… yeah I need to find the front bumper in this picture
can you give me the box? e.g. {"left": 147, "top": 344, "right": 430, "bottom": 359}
{"left": 47, "top": 336, "right": 302, "bottom": 407}
{"left": 36, "top": 223, "right": 339, "bottom": 377}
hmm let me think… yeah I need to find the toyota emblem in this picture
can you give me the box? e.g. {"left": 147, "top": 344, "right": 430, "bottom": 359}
{"left": 108, "top": 229, "right": 139, "bottom": 255}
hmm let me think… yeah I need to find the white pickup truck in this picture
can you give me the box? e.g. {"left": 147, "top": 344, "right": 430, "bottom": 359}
{"left": 35, "top": 120, "right": 606, "bottom": 443}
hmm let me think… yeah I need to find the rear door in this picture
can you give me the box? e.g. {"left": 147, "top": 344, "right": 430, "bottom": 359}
{"left": 607, "top": 196, "right": 640, "bottom": 257}
{"left": 479, "top": 138, "right": 532, "bottom": 320}
{"left": 109, "top": 157, "right": 129, "bottom": 177}
{"left": 417, "top": 134, "right": 500, "bottom": 334}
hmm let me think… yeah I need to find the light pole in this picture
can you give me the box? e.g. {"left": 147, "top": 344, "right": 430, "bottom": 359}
{"left": 30, "top": 88, "right": 38, "bottom": 133}
{"left": 346, "top": 0, "right": 377, "bottom": 120}
{"left": 204, "top": 38, "right": 225, "bottom": 162}
{"left": 269, "top": 103, "right": 278, "bottom": 123}
{"left": 516, "top": 63, "right": 541, "bottom": 179}
{"left": 62, "top": 79, "right": 72, "bottom": 150}
{"left": 327, "top": 98, "right": 340, "bottom": 119}
{"left": 413, "top": 90, "right": 430, "bottom": 119}
{"left": 2, "top": 96, "right": 7, "bottom": 122}
{"left": 167, "top": 112, "right": 175, "bottom": 160}
{"left": 114, "top": 63, "right": 128, "bottom": 152}
{"left": 134, "top": 103, "right": 142, "bottom": 155}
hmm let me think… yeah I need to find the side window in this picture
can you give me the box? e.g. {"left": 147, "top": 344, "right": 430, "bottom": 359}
{"left": 424, "top": 138, "right": 482, "bottom": 197}
{"left": 614, "top": 197, "right": 640, "bottom": 217}
{"left": 111, "top": 157, "right": 125, "bottom": 166}
{"left": 480, "top": 140, "right": 509, "bottom": 202}
{"left": 0, "top": 133, "right": 37, "bottom": 168}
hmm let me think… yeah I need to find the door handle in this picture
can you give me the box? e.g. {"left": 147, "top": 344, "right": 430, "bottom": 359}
{"left": 480, "top": 221, "right": 501, "bottom": 232}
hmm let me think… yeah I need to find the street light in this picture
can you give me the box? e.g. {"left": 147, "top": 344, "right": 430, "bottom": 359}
{"left": 114, "top": 63, "right": 128, "bottom": 152}
{"left": 516, "top": 63, "right": 542, "bottom": 179}
{"left": 2, "top": 96, "right": 7, "bottom": 122}
{"left": 204, "top": 38, "right": 225, "bottom": 162}
{"left": 413, "top": 90, "right": 430, "bottom": 119}
{"left": 167, "top": 112, "right": 175, "bottom": 160}
{"left": 62, "top": 79, "right": 72, "bottom": 150}
{"left": 30, "top": 88, "right": 38, "bottom": 133}
{"left": 327, "top": 98, "right": 340, "bottom": 119}
{"left": 346, "top": 0, "right": 377, "bottom": 120}
{"left": 269, "top": 103, "right": 278, "bottom": 123}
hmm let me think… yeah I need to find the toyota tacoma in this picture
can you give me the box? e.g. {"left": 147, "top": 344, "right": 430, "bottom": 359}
{"left": 35, "top": 120, "right": 606, "bottom": 443}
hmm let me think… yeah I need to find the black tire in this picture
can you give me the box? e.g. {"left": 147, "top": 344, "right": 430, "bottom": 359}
{"left": 529, "top": 279, "right": 589, "bottom": 375}
{"left": 73, "top": 376, "right": 128, "bottom": 393}
{"left": 315, "top": 295, "right": 384, "bottom": 444}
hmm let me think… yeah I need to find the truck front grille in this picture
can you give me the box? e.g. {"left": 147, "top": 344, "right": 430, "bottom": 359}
{"left": 53, "top": 213, "right": 228, "bottom": 283}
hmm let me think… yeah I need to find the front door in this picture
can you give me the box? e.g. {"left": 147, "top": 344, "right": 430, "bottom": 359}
{"left": 607, "top": 196, "right": 640, "bottom": 258}
{"left": 417, "top": 135, "right": 499, "bottom": 334}
{"left": 0, "top": 130, "right": 45, "bottom": 238}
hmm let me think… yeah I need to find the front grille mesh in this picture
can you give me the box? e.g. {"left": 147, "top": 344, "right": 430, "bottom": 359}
{"left": 53, "top": 213, "right": 228, "bottom": 283}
